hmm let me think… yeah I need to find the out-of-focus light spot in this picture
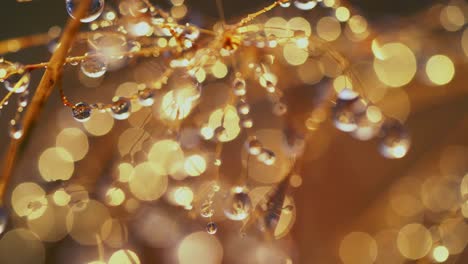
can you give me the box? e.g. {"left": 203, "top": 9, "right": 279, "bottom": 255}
{"left": 83, "top": 110, "right": 114, "bottom": 136}
{"left": 283, "top": 42, "right": 308, "bottom": 65}
{"left": 339, "top": 232, "right": 378, "bottom": 264}
{"left": 336, "top": 6, "right": 350, "bottom": 22}
{"left": 56, "top": 127, "right": 89, "bottom": 161}
{"left": 129, "top": 162, "right": 168, "bottom": 201}
{"left": 425, "top": 55, "right": 455, "bottom": 85}
{"left": 53, "top": 188, "right": 71, "bottom": 206}
{"left": 177, "top": 232, "right": 223, "bottom": 264}
{"left": 462, "top": 28, "right": 468, "bottom": 57}
{"left": 298, "top": 60, "right": 324, "bottom": 84}
{"left": 373, "top": 42, "right": 417, "bottom": 88}
{"left": 184, "top": 154, "right": 207, "bottom": 176}
{"left": 207, "top": 106, "right": 240, "bottom": 142}
{"left": 317, "top": 16, "right": 341, "bottom": 41}
{"left": 105, "top": 187, "right": 126, "bottom": 206}
{"left": 366, "top": 106, "right": 382, "bottom": 123}
{"left": 38, "top": 147, "right": 74, "bottom": 181}
{"left": 211, "top": 61, "right": 228, "bottom": 79}
{"left": 171, "top": 4, "right": 188, "bottom": 19}
{"left": 108, "top": 249, "right": 140, "bottom": 264}
{"left": 148, "top": 139, "right": 185, "bottom": 177}
{"left": 397, "top": 223, "right": 432, "bottom": 260}
{"left": 348, "top": 15, "right": 367, "bottom": 34}
{"left": 129, "top": 21, "right": 152, "bottom": 36}
{"left": 333, "top": 75, "right": 353, "bottom": 93}
{"left": 440, "top": 5, "right": 465, "bottom": 32}
{"left": 12, "top": 182, "right": 48, "bottom": 220}
{"left": 117, "top": 162, "right": 133, "bottom": 183}
{"left": 433, "top": 245, "right": 449, "bottom": 263}
{"left": 173, "top": 186, "right": 194, "bottom": 208}
{"left": 66, "top": 200, "right": 111, "bottom": 245}
{"left": 438, "top": 217, "right": 468, "bottom": 254}
{"left": 0, "top": 229, "right": 45, "bottom": 264}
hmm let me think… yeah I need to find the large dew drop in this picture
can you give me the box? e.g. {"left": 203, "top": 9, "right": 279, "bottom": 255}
{"left": 66, "top": 0, "right": 105, "bottom": 23}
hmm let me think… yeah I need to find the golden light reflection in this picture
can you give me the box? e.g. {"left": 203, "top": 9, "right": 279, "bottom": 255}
{"left": 11, "top": 182, "right": 48, "bottom": 220}
{"left": 38, "top": 147, "right": 74, "bottom": 181}
{"left": 397, "top": 223, "right": 432, "bottom": 260}
{"left": 108, "top": 249, "right": 140, "bottom": 264}
{"left": 317, "top": 16, "right": 341, "bottom": 41}
{"left": 432, "top": 245, "right": 449, "bottom": 263}
{"left": 177, "top": 232, "right": 223, "bottom": 264}
{"left": 184, "top": 154, "right": 207, "bottom": 177}
{"left": 148, "top": 139, "right": 185, "bottom": 178}
{"left": 339, "top": 232, "right": 378, "bottom": 264}
{"left": 129, "top": 162, "right": 168, "bottom": 201}
{"left": 425, "top": 55, "right": 455, "bottom": 85}
{"left": 83, "top": 110, "right": 115, "bottom": 136}
{"left": 105, "top": 187, "right": 126, "bottom": 206}
{"left": 373, "top": 42, "right": 417, "bottom": 87}
{"left": 66, "top": 200, "right": 111, "bottom": 245}
{"left": 56, "top": 127, "right": 89, "bottom": 161}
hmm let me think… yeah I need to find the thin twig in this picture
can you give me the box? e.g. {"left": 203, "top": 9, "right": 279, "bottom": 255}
{"left": 0, "top": 0, "right": 92, "bottom": 203}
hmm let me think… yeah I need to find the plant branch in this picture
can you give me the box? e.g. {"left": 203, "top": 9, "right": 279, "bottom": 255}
{"left": 0, "top": 0, "right": 92, "bottom": 204}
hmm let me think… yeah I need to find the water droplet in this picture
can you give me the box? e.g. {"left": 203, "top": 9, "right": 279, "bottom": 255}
{"left": 236, "top": 100, "right": 250, "bottom": 115}
{"left": 72, "top": 102, "right": 92, "bottom": 122}
{"left": 241, "top": 117, "right": 253, "bottom": 128}
{"left": 206, "top": 222, "right": 218, "bottom": 234}
{"left": 332, "top": 90, "right": 366, "bottom": 132}
{"left": 111, "top": 97, "right": 131, "bottom": 120}
{"left": 279, "top": 0, "right": 291, "bottom": 8}
{"left": 223, "top": 187, "right": 252, "bottom": 221}
{"left": 137, "top": 88, "right": 155, "bottom": 107}
{"left": 200, "top": 201, "right": 214, "bottom": 218}
{"left": 66, "top": 0, "right": 105, "bottom": 23}
{"left": 378, "top": 119, "right": 410, "bottom": 159}
{"left": 80, "top": 55, "right": 107, "bottom": 78}
{"left": 257, "top": 148, "right": 276, "bottom": 165}
{"left": 273, "top": 102, "right": 287, "bottom": 116}
{"left": 293, "top": 0, "right": 317, "bottom": 10}
{"left": 9, "top": 120, "right": 23, "bottom": 139}
{"left": 4, "top": 71, "right": 30, "bottom": 94}
{"left": 18, "top": 90, "right": 29, "bottom": 107}
{"left": 233, "top": 77, "right": 246, "bottom": 96}
{"left": 246, "top": 137, "right": 262, "bottom": 156}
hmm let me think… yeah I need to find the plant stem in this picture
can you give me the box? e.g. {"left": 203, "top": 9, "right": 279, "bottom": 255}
{"left": 0, "top": 0, "right": 92, "bottom": 204}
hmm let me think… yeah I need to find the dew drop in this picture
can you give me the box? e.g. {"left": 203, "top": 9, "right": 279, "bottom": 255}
{"left": 9, "top": 120, "right": 23, "bottom": 139}
{"left": 257, "top": 148, "right": 276, "bottom": 165}
{"left": 245, "top": 137, "right": 262, "bottom": 156}
{"left": 80, "top": 55, "right": 107, "bottom": 78}
{"left": 233, "top": 77, "right": 246, "bottom": 96}
{"left": 72, "top": 102, "right": 92, "bottom": 122}
{"left": 223, "top": 187, "right": 252, "bottom": 221}
{"left": 378, "top": 119, "right": 410, "bottom": 159}
{"left": 332, "top": 90, "right": 366, "bottom": 132}
{"left": 206, "top": 222, "right": 218, "bottom": 235}
{"left": 66, "top": 0, "right": 105, "bottom": 23}
{"left": 137, "top": 88, "right": 155, "bottom": 107}
{"left": 4, "top": 71, "right": 30, "bottom": 94}
{"left": 293, "top": 0, "right": 317, "bottom": 10}
{"left": 18, "top": 90, "right": 29, "bottom": 107}
{"left": 236, "top": 100, "right": 250, "bottom": 115}
{"left": 111, "top": 97, "right": 131, "bottom": 120}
